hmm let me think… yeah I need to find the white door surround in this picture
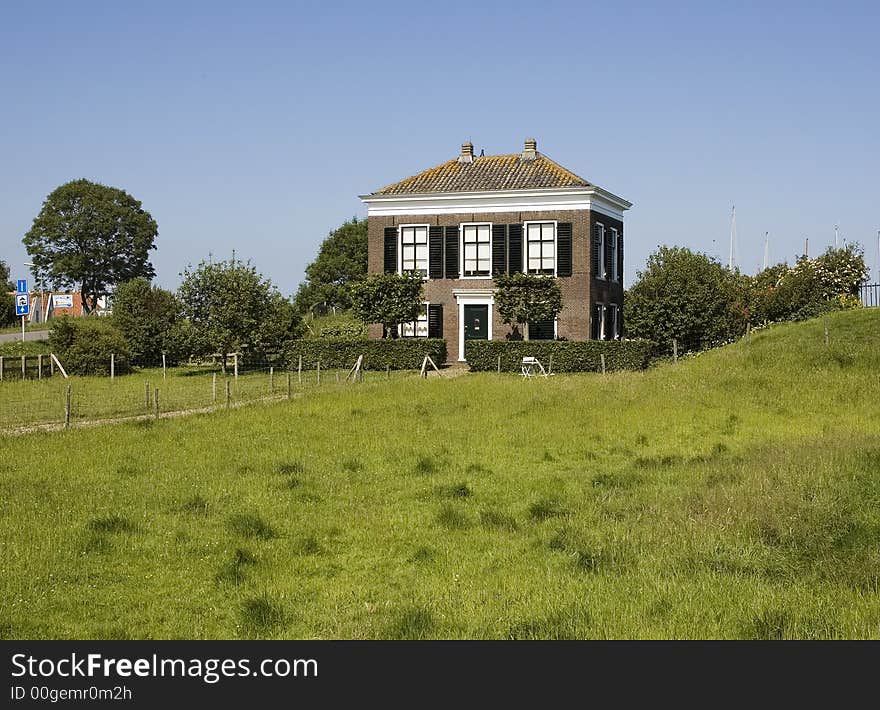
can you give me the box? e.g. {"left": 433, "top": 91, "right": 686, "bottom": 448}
{"left": 454, "top": 289, "right": 494, "bottom": 362}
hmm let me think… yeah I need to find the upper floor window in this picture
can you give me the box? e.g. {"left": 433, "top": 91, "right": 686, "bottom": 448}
{"left": 609, "top": 228, "right": 619, "bottom": 282}
{"left": 526, "top": 221, "right": 556, "bottom": 275}
{"left": 400, "top": 225, "right": 428, "bottom": 276}
{"left": 462, "top": 223, "right": 491, "bottom": 277}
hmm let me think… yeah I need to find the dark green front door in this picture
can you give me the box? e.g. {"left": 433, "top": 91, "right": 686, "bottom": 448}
{"left": 463, "top": 305, "right": 489, "bottom": 341}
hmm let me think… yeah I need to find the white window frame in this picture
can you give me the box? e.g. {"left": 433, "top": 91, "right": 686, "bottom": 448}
{"left": 459, "top": 222, "right": 493, "bottom": 279}
{"left": 595, "top": 222, "right": 606, "bottom": 280}
{"left": 609, "top": 227, "right": 619, "bottom": 282}
{"left": 400, "top": 302, "right": 429, "bottom": 338}
{"left": 593, "top": 302, "right": 606, "bottom": 341}
{"left": 399, "top": 223, "right": 430, "bottom": 278}
{"left": 523, "top": 220, "right": 558, "bottom": 276}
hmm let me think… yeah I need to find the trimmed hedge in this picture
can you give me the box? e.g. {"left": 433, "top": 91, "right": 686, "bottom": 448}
{"left": 465, "top": 339, "right": 654, "bottom": 373}
{"left": 284, "top": 338, "right": 447, "bottom": 370}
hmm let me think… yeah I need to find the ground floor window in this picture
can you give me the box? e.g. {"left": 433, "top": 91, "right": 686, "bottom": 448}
{"left": 591, "top": 303, "right": 605, "bottom": 340}
{"left": 528, "top": 317, "right": 556, "bottom": 340}
{"left": 401, "top": 304, "right": 428, "bottom": 337}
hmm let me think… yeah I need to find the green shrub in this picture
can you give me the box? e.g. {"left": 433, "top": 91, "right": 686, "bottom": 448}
{"left": 302, "top": 312, "right": 366, "bottom": 340}
{"left": 49, "top": 317, "right": 131, "bottom": 376}
{"left": 465, "top": 339, "right": 653, "bottom": 372}
{"left": 284, "top": 337, "right": 446, "bottom": 370}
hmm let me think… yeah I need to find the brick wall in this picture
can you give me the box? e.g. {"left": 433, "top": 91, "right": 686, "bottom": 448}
{"left": 367, "top": 209, "right": 622, "bottom": 361}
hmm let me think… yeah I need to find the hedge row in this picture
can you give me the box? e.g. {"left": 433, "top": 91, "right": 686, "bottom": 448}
{"left": 465, "top": 339, "right": 655, "bottom": 373}
{"left": 284, "top": 338, "right": 447, "bottom": 370}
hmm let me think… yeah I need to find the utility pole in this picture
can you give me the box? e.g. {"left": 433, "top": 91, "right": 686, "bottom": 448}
{"left": 728, "top": 205, "right": 738, "bottom": 271}
{"left": 762, "top": 232, "right": 769, "bottom": 271}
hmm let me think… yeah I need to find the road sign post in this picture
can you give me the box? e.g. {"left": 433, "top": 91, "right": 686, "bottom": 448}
{"left": 15, "top": 282, "right": 29, "bottom": 343}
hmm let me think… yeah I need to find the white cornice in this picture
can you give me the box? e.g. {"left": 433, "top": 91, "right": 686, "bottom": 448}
{"left": 359, "top": 187, "right": 632, "bottom": 221}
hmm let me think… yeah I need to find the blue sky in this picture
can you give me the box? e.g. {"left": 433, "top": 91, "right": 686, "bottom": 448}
{"left": 2, "top": 0, "right": 878, "bottom": 295}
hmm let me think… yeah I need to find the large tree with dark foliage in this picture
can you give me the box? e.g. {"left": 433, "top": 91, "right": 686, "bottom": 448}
{"left": 23, "top": 179, "right": 158, "bottom": 315}
{"left": 294, "top": 217, "right": 368, "bottom": 314}
{"left": 112, "top": 277, "right": 184, "bottom": 365}
{"left": 625, "top": 246, "right": 749, "bottom": 354}
{"left": 350, "top": 272, "right": 424, "bottom": 338}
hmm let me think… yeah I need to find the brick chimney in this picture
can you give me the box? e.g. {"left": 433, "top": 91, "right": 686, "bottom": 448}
{"left": 458, "top": 141, "right": 475, "bottom": 164}
{"left": 521, "top": 138, "right": 538, "bottom": 161}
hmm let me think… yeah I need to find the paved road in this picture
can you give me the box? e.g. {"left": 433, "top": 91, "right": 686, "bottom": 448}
{"left": 0, "top": 330, "right": 49, "bottom": 343}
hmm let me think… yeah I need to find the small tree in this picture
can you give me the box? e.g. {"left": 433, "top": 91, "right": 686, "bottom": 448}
{"left": 112, "top": 278, "right": 184, "bottom": 365}
{"left": 49, "top": 316, "right": 131, "bottom": 376}
{"left": 23, "top": 179, "right": 158, "bottom": 315}
{"left": 178, "top": 257, "right": 302, "bottom": 363}
{"left": 294, "top": 217, "right": 368, "bottom": 313}
{"left": 0, "top": 260, "right": 14, "bottom": 327}
{"left": 493, "top": 273, "right": 563, "bottom": 340}
{"left": 350, "top": 273, "right": 424, "bottom": 338}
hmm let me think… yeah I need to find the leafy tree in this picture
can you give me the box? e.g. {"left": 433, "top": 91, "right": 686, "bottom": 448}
{"left": 625, "top": 246, "right": 748, "bottom": 354}
{"left": 750, "top": 245, "right": 867, "bottom": 324}
{"left": 112, "top": 278, "right": 184, "bottom": 365}
{"left": 350, "top": 273, "right": 424, "bottom": 338}
{"left": 294, "top": 217, "right": 368, "bottom": 313}
{"left": 177, "top": 257, "right": 302, "bottom": 363}
{"left": 493, "top": 273, "right": 563, "bottom": 340}
{"left": 49, "top": 316, "right": 131, "bottom": 376}
{"left": 23, "top": 179, "right": 158, "bottom": 315}
{"left": 0, "top": 260, "right": 14, "bottom": 327}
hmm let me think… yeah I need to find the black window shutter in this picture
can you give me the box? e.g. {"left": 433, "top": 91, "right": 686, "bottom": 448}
{"left": 492, "top": 224, "right": 508, "bottom": 276}
{"left": 383, "top": 227, "right": 398, "bottom": 274}
{"left": 444, "top": 226, "right": 459, "bottom": 279}
{"left": 428, "top": 227, "right": 443, "bottom": 279}
{"left": 605, "top": 230, "right": 614, "bottom": 281}
{"left": 592, "top": 225, "right": 601, "bottom": 278}
{"left": 428, "top": 304, "right": 443, "bottom": 339}
{"left": 529, "top": 318, "right": 555, "bottom": 340}
{"left": 557, "top": 222, "right": 572, "bottom": 277}
{"left": 604, "top": 306, "right": 615, "bottom": 341}
{"left": 508, "top": 224, "right": 523, "bottom": 274}
{"left": 618, "top": 234, "right": 624, "bottom": 283}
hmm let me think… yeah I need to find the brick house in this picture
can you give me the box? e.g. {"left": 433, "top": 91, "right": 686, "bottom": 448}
{"left": 360, "top": 139, "right": 632, "bottom": 362}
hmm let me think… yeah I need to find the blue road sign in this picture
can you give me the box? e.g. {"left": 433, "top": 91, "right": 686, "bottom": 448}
{"left": 17, "top": 279, "right": 27, "bottom": 294}
{"left": 15, "top": 294, "right": 29, "bottom": 317}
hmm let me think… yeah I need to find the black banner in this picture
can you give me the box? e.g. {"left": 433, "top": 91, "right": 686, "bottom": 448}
{"left": 3, "top": 641, "right": 877, "bottom": 706}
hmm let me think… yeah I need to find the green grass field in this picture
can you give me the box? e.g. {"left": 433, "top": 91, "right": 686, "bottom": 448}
{"left": 1, "top": 309, "right": 879, "bottom": 639}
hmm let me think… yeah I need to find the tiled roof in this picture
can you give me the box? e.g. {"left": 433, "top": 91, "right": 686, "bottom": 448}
{"left": 373, "top": 153, "right": 592, "bottom": 195}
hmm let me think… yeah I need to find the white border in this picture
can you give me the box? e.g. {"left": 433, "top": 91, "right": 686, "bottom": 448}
{"left": 361, "top": 186, "right": 631, "bottom": 220}
{"left": 398, "top": 223, "right": 430, "bottom": 276}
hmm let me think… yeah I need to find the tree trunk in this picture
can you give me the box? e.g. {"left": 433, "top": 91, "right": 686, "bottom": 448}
{"left": 523, "top": 321, "right": 530, "bottom": 341}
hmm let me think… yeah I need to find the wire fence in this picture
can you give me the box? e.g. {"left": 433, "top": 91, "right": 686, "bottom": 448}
{"left": 0, "top": 357, "right": 420, "bottom": 433}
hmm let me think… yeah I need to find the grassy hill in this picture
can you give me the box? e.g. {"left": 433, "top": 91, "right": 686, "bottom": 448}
{"left": 1, "top": 308, "right": 879, "bottom": 639}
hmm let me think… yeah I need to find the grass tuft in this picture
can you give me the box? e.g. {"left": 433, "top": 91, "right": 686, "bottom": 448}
{"left": 227, "top": 513, "right": 276, "bottom": 540}
{"left": 88, "top": 515, "right": 135, "bottom": 534}
{"left": 414, "top": 456, "right": 437, "bottom": 476}
{"left": 277, "top": 461, "right": 304, "bottom": 476}
{"left": 528, "top": 498, "right": 567, "bottom": 522}
{"left": 387, "top": 606, "right": 434, "bottom": 640}
{"left": 435, "top": 482, "right": 472, "bottom": 499}
{"left": 435, "top": 504, "right": 472, "bottom": 530}
{"left": 239, "top": 595, "right": 286, "bottom": 635}
{"left": 480, "top": 508, "right": 518, "bottom": 532}
{"left": 180, "top": 494, "right": 210, "bottom": 515}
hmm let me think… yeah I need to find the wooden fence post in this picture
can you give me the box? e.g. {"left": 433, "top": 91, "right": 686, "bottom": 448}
{"left": 37, "top": 354, "right": 42, "bottom": 379}
{"left": 154, "top": 388, "right": 159, "bottom": 420}
{"left": 234, "top": 353, "right": 239, "bottom": 382}
{"left": 823, "top": 317, "right": 829, "bottom": 346}
{"left": 49, "top": 355, "right": 53, "bottom": 377}
{"left": 673, "top": 339, "right": 678, "bottom": 364}
{"left": 548, "top": 355, "right": 553, "bottom": 375}
{"left": 497, "top": 355, "right": 501, "bottom": 373}
{"left": 64, "top": 384, "right": 71, "bottom": 429}
{"left": 110, "top": 353, "right": 115, "bottom": 381}
{"left": 269, "top": 366, "right": 274, "bottom": 393}
{"left": 21, "top": 355, "right": 26, "bottom": 379}
{"left": 286, "top": 371, "right": 291, "bottom": 400}
{"left": 162, "top": 352, "right": 167, "bottom": 380}
{"left": 386, "top": 365, "right": 390, "bottom": 380}
{"left": 226, "top": 379, "right": 231, "bottom": 409}
{"left": 316, "top": 360, "right": 321, "bottom": 385}
{"left": 600, "top": 353, "right": 606, "bottom": 375}
{"left": 145, "top": 381, "right": 151, "bottom": 409}
{"left": 298, "top": 355, "right": 302, "bottom": 384}
{"left": 212, "top": 372, "right": 217, "bottom": 402}
{"left": 0, "top": 356, "right": 4, "bottom": 381}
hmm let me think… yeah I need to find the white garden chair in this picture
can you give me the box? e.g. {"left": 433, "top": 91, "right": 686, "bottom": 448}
{"left": 521, "top": 356, "right": 547, "bottom": 379}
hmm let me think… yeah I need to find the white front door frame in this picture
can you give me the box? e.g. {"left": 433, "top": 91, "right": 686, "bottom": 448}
{"left": 454, "top": 289, "right": 494, "bottom": 362}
